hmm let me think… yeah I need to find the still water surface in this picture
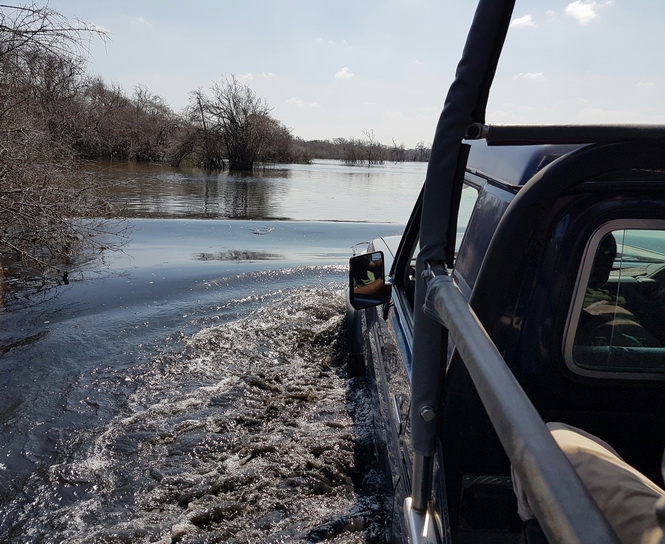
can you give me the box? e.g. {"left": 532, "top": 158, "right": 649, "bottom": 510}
{"left": 0, "top": 160, "right": 425, "bottom": 543}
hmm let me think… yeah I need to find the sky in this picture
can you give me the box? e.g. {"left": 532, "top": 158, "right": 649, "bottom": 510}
{"left": 42, "top": 0, "right": 665, "bottom": 148}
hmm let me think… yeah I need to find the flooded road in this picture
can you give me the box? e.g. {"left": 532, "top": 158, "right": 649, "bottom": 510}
{"left": 0, "top": 161, "right": 424, "bottom": 542}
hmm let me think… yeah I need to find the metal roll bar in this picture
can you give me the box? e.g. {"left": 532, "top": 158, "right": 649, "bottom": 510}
{"left": 423, "top": 274, "right": 620, "bottom": 544}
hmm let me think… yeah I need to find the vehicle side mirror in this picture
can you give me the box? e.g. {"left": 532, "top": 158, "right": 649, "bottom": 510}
{"left": 349, "top": 251, "right": 391, "bottom": 309}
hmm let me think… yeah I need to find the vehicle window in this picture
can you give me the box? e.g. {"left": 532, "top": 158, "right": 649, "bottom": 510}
{"left": 396, "top": 182, "right": 481, "bottom": 311}
{"left": 456, "top": 183, "right": 480, "bottom": 249}
{"left": 403, "top": 237, "right": 420, "bottom": 310}
{"left": 450, "top": 180, "right": 482, "bottom": 297}
{"left": 400, "top": 183, "right": 479, "bottom": 310}
{"left": 570, "top": 226, "right": 665, "bottom": 376}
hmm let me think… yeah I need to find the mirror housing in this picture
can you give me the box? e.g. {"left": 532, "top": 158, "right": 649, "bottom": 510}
{"left": 349, "top": 251, "right": 391, "bottom": 309}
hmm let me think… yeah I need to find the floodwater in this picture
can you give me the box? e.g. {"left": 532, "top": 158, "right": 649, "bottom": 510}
{"left": 89, "top": 159, "right": 425, "bottom": 222}
{"left": 0, "top": 160, "right": 425, "bottom": 543}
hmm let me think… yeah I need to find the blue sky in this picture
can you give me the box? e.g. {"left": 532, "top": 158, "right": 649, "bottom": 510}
{"left": 45, "top": 0, "right": 665, "bottom": 147}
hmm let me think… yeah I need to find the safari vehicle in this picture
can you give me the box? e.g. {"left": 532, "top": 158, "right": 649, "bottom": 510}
{"left": 347, "top": 1, "right": 665, "bottom": 543}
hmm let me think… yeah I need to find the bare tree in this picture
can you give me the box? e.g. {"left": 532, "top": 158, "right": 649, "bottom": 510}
{"left": 0, "top": 3, "right": 104, "bottom": 59}
{"left": 206, "top": 76, "right": 271, "bottom": 171}
{"left": 339, "top": 130, "right": 386, "bottom": 165}
{"left": 362, "top": 128, "right": 378, "bottom": 165}
{"left": 179, "top": 77, "right": 294, "bottom": 171}
{"left": 253, "top": 114, "right": 296, "bottom": 163}
{"left": 173, "top": 88, "right": 226, "bottom": 169}
{"left": 335, "top": 137, "right": 362, "bottom": 165}
{"left": 410, "top": 140, "right": 431, "bottom": 162}
{"left": 130, "top": 84, "right": 179, "bottom": 161}
{"left": 390, "top": 138, "right": 406, "bottom": 162}
{"left": 0, "top": 4, "right": 125, "bottom": 291}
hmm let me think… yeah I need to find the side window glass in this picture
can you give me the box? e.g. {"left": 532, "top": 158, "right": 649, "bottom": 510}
{"left": 400, "top": 182, "right": 480, "bottom": 311}
{"left": 404, "top": 238, "right": 420, "bottom": 310}
{"left": 451, "top": 181, "right": 481, "bottom": 297}
{"left": 456, "top": 183, "right": 481, "bottom": 249}
{"left": 571, "top": 227, "right": 665, "bottom": 375}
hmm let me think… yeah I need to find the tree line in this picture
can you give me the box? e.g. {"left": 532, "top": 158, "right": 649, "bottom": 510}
{"left": 8, "top": 56, "right": 432, "bottom": 171}
{"left": 0, "top": 3, "right": 430, "bottom": 172}
{"left": 0, "top": 2, "right": 430, "bottom": 174}
{"left": 297, "top": 134, "right": 431, "bottom": 165}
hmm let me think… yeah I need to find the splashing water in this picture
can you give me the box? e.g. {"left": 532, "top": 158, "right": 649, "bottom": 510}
{"left": 4, "top": 288, "right": 389, "bottom": 543}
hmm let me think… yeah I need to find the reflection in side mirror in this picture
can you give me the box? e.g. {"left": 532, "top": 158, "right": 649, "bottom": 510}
{"left": 349, "top": 251, "right": 391, "bottom": 310}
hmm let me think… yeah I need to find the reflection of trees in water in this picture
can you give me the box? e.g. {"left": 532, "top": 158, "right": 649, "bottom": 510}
{"left": 219, "top": 172, "right": 276, "bottom": 219}
{"left": 92, "top": 163, "right": 285, "bottom": 219}
{"left": 194, "top": 250, "right": 283, "bottom": 261}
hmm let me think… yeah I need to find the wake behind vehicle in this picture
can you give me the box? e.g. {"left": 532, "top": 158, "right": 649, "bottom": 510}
{"left": 347, "top": 1, "right": 665, "bottom": 543}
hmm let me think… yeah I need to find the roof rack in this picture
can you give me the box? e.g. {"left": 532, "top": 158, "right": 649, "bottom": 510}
{"left": 466, "top": 123, "right": 665, "bottom": 145}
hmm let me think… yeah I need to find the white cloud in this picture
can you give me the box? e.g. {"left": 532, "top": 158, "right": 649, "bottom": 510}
{"left": 565, "top": 1, "right": 613, "bottom": 25}
{"left": 514, "top": 72, "right": 548, "bottom": 82}
{"left": 334, "top": 67, "right": 354, "bottom": 80}
{"left": 315, "top": 36, "right": 350, "bottom": 48}
{"left": 565, "top": 2, "right": 597, "bottom": 24}
{"left": 237, "top": 72, "right": 274, "bottom": 81}
{"left": 287, "top": 97, "right": 321, "bottom": 108}
{"left": 637, "top": 81, "right": 656, "bottom": 89}
{"left": 130, "top": 16, "right": 153, "bottom": 28}
{"left": 511, "top": 15, "right": 538, "bottom": 28}
{"left": 316, "top": 35, "right": 335, "bottom": 46}
{"left": 415, "top": 60, "right": 425, "bottom": 66}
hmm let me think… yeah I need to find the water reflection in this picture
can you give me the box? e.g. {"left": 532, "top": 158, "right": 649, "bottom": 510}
{"left": 85, "top": 159, "right": 425, "bottom": 224}
{"left": 93, "top": 165, "right": 280, "bottom": 220}
{"left": 193, "top": 249, "right": 284, "bottom": 261}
